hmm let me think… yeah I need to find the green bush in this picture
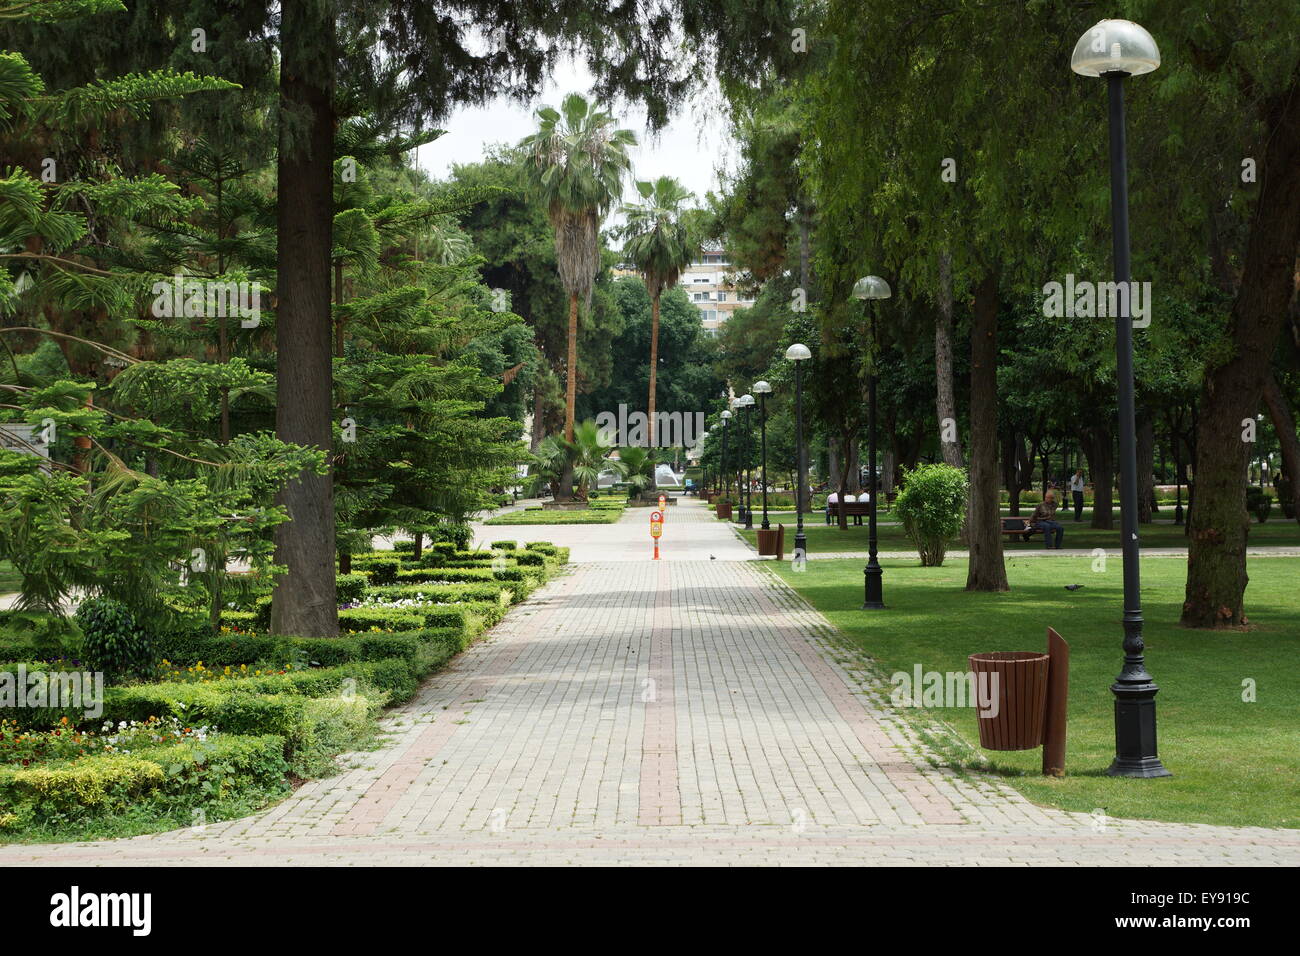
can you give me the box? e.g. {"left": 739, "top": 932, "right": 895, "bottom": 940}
{"left": 0, "top": 734, "right": 291, "bottom": 831}
{"left": 1247, "top": 486, "right": 1272, "bottom": 523}
{"left": 336, "top": 573, "right": 368, "bottom": 603}
{"left": 75, "top": 597, "right": 154, "bottom": 680}
{"left": 392, "top": 540, "right": 417, "bottom": 553}
{"left": 490, "top": 540, "right": 517, "bottom": 550}
{"left": 337, "top": 607, "right": 427, "bottom": 632}
{"left": 365, "top": 582, "right": 511, "bottom": 604}
{"left": 513, "top": 550, "right": 545, "bottom": 566}
{"left": 525, "top": 542, "right": 558, "bottom": 555}
{"left": 356, "top": 558, "right": 401, "bottom": 586}
{"left": 894, "top": 464, "right": 968, "bottom": 567}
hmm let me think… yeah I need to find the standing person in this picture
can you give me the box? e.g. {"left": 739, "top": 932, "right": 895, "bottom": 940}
{"left": 1069, "top": 468, "right": 1085, "bottom": 521}
{"left": 1032, "top": 489, "right": 1065, "bottom": 549}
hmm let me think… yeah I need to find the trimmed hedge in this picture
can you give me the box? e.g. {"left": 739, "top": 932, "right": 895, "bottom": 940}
{"left": 0, "top": 734, "right": 288, "bottom": 830}
{"left": 336, "top": 573, "right": 368, "bottom": 603}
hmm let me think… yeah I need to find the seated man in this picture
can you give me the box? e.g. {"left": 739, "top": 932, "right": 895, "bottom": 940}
{"left": 1031, "top": 490, "right": 1065, "bottom": 549}
{"left": 825, "top": 490, "right": 839, "bottom": 524}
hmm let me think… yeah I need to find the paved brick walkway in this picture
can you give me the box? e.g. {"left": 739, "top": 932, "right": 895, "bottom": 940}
{"left": 3, "top": 499, "right": 1296, "bottom": 865}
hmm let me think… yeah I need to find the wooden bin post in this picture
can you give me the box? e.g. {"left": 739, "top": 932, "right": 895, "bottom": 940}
{"left": 1042, "top": 627, "right": 1070, "bottom": 776}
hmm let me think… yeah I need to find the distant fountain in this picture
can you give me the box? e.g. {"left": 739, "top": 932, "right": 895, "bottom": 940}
{"left": 654, "top": 464, "right": 681, "bottom": 488}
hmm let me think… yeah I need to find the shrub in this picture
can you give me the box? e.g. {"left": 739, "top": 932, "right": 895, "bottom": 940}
{"left": 0, "top": 734, "right": 290, "bottom": 831}
{"left": 336, "top": 573, "right": 368, "bottom": 603}
{"left": 1247, "top": 486, "right": 1272, "bottom": 523}
{"left": 337, "top": 607, "right": 426, "bottom": 633}
{"left": 358, "top": 558, "right": 401, "bottom": 586}
{"left": 74, "top": 598, "right": 155, "bottom": 680}
{"left": 513, "top": 550, "right": 545, "bottom": 566}
{"left": 392, "top": 540, "right": 417, "bottom": 553}
{"left": 490, "top": 540, "right": 517, "bottom": 550}
{"left": 894, "top": 464, "right": 968, "bottom": 567}
{"left": 525, "top": 542, "right": 558, "bottom": 555}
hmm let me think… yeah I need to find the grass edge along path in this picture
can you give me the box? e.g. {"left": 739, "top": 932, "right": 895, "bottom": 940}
{"left": 763, "top": 555, "right": 1300, "bottom": 830}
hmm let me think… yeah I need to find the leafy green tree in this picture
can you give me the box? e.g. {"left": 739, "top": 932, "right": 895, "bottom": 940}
{"left": 518, "top": 93, "right": 635, "bottom": 457}
{"left": 618, "top": 176, "right": 700, "bottom": 441}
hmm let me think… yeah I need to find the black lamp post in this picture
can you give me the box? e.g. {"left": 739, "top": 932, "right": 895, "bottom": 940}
{"left": 1072, "top": 18, "right": 1170, "bottom": 778}
{"left": 720, "top": 409, "right": 732, "bottom": 506}
{"left": 754, "top": 380, "right": 772, "bottom": 529}
{"left": 730, "top": 397, "right": 744, "bottom": 523}
{"left": 853, "top": 275, "right": 891, "bottom": 610}
{"left": 738, "top": 393, "right": 755, "bottom": 529}
{"left": 786, "top": 344, "right": 811, "bottom": 557}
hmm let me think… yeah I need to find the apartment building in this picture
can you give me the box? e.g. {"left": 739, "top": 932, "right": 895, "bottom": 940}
{"left": 614, "top": 247, "right": 755, "bottom": 335}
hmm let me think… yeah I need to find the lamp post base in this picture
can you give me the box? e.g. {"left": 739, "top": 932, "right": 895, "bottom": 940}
{"left": 863, "top": 564, "right": 885, "bottom": 610}
{"left": 1107, "top": 681, "right": 1172, "bottom": 778}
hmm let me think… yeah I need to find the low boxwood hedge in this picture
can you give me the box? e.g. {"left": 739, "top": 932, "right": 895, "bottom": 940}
{"left": 0, "top": 734, "right": 289, "bottom": 830}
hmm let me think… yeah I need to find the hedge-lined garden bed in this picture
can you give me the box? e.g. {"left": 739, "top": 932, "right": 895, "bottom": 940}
{"left": 0, "top": 540, "right": 568, "bottom": 843}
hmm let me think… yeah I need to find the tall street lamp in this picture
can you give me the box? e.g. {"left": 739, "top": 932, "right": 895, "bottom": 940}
{"left": 731, "top": 397, "right": 746, "bottom": 523}
{"left": 719, "top": 409, "right": 732, "bottom": 506}
{"left": 853, "top": 274, "right": 891, "bottom": 610}
{"left": 1072, "top": 18, "right": 1170, "bottom": 778}
{"left": 738, "top": 394, "right": 756, "bottom": 529}
{"left": 786, "top": 344, "right": 811, "bottom": 557}
{"left": 753, "top": 380, "right": 772, "bottom": 529}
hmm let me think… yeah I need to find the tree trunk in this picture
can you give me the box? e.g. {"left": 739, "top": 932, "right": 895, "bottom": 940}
{"left": 827, "top": 435, "right": 841, "bottom": 489}
{"left": 846, "top": 436, "right": 861, "bottom": 493}
{"left": 412, "top": 531, "right": 423, "bottom": 562}
{"left": 648, "top": 292, "right": 660, "bottom": 445}
{"left": 1136, "top": 412, "right": 1155, "bottom": 524}
{"left": 530, "top": 367, "right": 546, "bottom": 452}
{"left": 1262, "top": 370, "right": 1300, "bottom": 523}
{"left": 1083, "top": 425, "right": 1115, "bottom": 529}
{"left": 935, "top": 249, "right": 963, "bottom": 467}
{"left": 1001, "top": 431, "right": 1021, "bottom": 515}
{"left": 565, "top": 291, "right": 578, "bottom": 442}
{"left": 270, "top": 0, "right": 338, "bottom": 638}
{"left": 1183, "top": 82, "right": 1300, "bottom": 628}
{"left": 965, "top": 271, "right": 1008, "bottom": 592}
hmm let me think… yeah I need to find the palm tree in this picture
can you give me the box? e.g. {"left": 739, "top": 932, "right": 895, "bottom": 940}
{"left": 519, "top": 93, "right": 636, "bottom": 475}
{"left": 618, "top": 177, "right": 700, "bottom": 446}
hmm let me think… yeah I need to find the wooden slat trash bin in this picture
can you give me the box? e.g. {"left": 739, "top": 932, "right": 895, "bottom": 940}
{"left": 967, "top": 651, "right": 1049, "bottom": 751}
{"left": 756, "top": 526, "right": 779, "bottom": 556}
{"left": 715, "top": 501, "right": 732, "bottom": 520}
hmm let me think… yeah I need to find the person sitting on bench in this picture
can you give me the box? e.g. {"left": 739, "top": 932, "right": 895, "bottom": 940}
{"left": 1031, "top": 490, "right": 1065, "bottom": 549}
{"left": 825, "top": 490, "right": 838, "bottom": 524}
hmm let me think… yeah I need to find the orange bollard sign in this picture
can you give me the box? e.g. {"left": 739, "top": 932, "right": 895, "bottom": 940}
{"left": 658, "top": 494, "right": 667, "bottom": 511}
{"left": 650, "top": 510, "right": 663, "bottom": 560}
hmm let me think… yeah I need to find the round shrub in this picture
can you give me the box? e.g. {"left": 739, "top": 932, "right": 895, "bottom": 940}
{"left": 894, "top": 464, "right": 968, "bottom": 567}
{"left": 74, "top": 597, "right": 155, "bottom": 680}
{"left": 1246, "top": 486, "right": 1272, "bottom": 523}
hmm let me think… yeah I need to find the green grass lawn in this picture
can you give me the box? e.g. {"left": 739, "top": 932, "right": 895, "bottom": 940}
{"left": 485, "top": 505, "right": 626, "bottom": 525}
{"left": 767, "top": 554, "right": 1300, "bottom": 829}
{"left": 738, "top": 515, "right": 1300, "bottom": 552}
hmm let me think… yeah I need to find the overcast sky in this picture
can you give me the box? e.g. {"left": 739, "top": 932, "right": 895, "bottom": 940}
{"left": 414, "top": 55, "right": 738, "bottom": 227}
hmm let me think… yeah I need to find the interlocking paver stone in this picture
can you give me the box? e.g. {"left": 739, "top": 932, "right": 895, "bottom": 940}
{"left": 3, "top": 499, "right": 1296, "bottom": 865}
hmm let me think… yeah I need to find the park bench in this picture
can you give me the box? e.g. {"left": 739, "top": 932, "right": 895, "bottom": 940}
{"left": 826, "top": 499, "right": 872, "bottom": 525}
{"left": 1000, "top": 516, "right": 1042, "bottom": 542}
